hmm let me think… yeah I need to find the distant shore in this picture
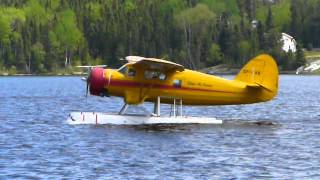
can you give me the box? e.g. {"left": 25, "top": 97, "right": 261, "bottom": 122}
{"left": 200, "top": 66, "right": 300, "bottom": 75}
{"left": 200, "top": 64, "right": 320, "bottom": 75}
{"left": 0, "top": 71, "right": 85, "bottom": 76}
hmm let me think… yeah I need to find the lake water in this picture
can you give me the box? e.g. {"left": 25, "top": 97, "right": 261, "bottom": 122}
{"left": 0, "top": 75, "right": 320, "bottom": 179}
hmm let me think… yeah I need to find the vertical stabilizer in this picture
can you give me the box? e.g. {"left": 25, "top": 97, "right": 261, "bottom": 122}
{"left": 235, "top": 54, "right": 279, "bottom": 93}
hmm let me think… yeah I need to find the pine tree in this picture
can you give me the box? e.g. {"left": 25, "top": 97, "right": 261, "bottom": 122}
{"left": 257, "top": 21, "right": 265, "bottom": 50}
{"left": 265, "top": 7, "right": 274, "bottom": 31}
{"left": 295, "top": 43, "right": 306, "bottom": 68}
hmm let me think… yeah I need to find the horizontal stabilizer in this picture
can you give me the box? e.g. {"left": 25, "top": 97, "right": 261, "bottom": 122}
{"left": 246, "top": 83, "right": 273, "bottom": 92}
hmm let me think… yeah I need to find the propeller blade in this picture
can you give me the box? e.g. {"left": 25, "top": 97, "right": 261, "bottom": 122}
{"left": 76, "top": 65, "right": 106, "bottom": 98}
{"left": 85, "top": 69, "right": 91, "bottom": 98}
{"left": 78, "top": 65, "right": 107, "bottom": 98}
{"left": 86, "top": 80, "right": 89, "bottom": 97}
{"left": 81, "top": 77, "right": 87, "bottom": 82}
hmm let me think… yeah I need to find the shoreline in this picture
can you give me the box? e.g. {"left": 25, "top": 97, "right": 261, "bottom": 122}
{"left": 0, "top": 71, "right": 85, "bottom": 76}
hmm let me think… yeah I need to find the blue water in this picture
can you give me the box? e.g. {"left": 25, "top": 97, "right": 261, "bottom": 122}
{"left": 0, "top": 75, "right": 320, "bottom": 179}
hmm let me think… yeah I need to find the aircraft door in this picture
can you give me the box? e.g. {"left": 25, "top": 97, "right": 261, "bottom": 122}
{"left": 122, "top": 67, "right": 142, "bottom": 104}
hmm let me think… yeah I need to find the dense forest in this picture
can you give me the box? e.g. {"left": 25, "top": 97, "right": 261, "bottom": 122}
{"left": 0, "top": 0, "right": 316, "bottom": 74}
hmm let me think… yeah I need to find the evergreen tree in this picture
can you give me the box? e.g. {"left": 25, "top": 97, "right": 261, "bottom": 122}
{"left": 265, "top": 6, "right": 274, "bottom": 31}
{"left": 295, "top": 43, "right": 306, "bottom": 68}
{"left": 257, "top": 21, "right": 265, "bottom": 50}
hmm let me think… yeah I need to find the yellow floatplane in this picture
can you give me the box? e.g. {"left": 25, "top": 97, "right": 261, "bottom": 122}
{"left": 67, "top": 54, "right": 278, "bottom": 125}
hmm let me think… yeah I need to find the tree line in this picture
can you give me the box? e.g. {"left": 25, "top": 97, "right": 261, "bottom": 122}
{"left": 0, "top": 0, "right": 314, "bottom": 74}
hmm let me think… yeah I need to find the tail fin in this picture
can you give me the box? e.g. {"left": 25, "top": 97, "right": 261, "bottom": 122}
{"left": 235, "top": 54, "right": 279, "bottom": 93}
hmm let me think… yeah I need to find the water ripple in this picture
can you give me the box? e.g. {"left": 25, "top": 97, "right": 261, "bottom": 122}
{"left": 0, "top": 75, "right": 320, "bottom": 179}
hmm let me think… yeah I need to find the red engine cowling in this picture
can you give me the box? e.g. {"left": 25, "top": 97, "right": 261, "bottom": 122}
{"left": 89, "top": 68, "right": 106, "bottom": 96}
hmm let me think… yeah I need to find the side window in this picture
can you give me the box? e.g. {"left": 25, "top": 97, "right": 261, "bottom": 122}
{"left": 144, "top": 70, "right": 166, "bottom": 80}
{"left": 127, "top": 68, "right": 136, "bottom": 77}
{"left": 173, "top": 79, "right": 182, "bottom": 88}
{"left": 159, "top": 73, "right": 166, "bottom": 80}
{"left": 144, "top": 70, "right": 154, "bottom": 79}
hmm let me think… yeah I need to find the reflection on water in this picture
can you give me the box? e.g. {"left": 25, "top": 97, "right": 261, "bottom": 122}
{"left": 0, "top": 75, "right": 320, "bottom": 179}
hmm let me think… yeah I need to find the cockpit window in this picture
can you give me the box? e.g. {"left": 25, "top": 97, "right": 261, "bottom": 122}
{"left": 144, "top": 70, "right": 166, "bottom": 80}
{"left": 128, "top": 68, "right": 136, "bottom": 77}
{"left": 118, "top": 66, "right": 128, "bottom": 75}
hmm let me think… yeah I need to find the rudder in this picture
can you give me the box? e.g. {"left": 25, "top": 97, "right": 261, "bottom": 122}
{"left": 235, "top": 54, "right": 279, "bottom": 93}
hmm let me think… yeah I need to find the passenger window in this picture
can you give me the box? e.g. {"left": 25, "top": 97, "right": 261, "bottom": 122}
{"left": 159, "top": 73, "right": 166, "bottom": 80}
{"left": 128, "top": 68, "right": 136, "bottom": 77}
{"left": 144, "top": 70, "right": 166, "bottom": 80}
{"left": 144, "top": 71, "right": 157, "bottom": 79}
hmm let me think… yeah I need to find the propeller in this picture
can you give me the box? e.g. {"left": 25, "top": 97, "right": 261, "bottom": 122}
{"left": 77, "top": 65, "right": 107, "bottom": 98}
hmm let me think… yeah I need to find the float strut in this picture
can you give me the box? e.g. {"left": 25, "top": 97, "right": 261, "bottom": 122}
{"left": 119, "top": 103, "right": 129, "bottom": 115}
{"left": 173, "top": 98, "right": 176, "bottom": 117}
{"left": 153, "top": 96, "right": 161, "bottom": 117}
{"left": 180, "top": 99, "right": 183, "bottom": 117}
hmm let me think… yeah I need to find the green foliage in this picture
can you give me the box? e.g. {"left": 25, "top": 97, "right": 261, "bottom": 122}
{"left": 175, "top": 4, "right": 215, "bottom": 68}
{"left": 238, "top": 40, "right": 251, "bottom": 65}
{"left": 0, "top": 18, "right": 10, "bottom": 44}
{"left": 200, "top": 0, "right": 240, "bottom": 23}
{"left": 54, "top": 9, "right": 82, "bottom": 49}
{"left": 265, "top": 7, "right": 274, "bottom": 30}
{"left": 200, "top": 0, "right": 226, "bottom": 14}
{"left": 124, "top": 0, "right": 136, "bottom": 13}
{"left": 24, "top": 0, "right": 48, "bottom": 25}
{"left": 85, "top": 2, "right": 102, "bottom": 21}
{"left": 160, "top": 0, "right": 185, "bottom": 14}
{"left": 31, "top": 42, "right": 45, "bottom": 72}
{"left": 0, "top": 7, "right": 25, "bottom": 44}
{"left": 208, "top": 43, "right": 223, "bottom": 66}
{"left": 8, "top": 65, "right": 17, "bottom": 75}
{"left": 295, "top": 43, "right": 306, "bottom": 68}
{"left": 0, "top": 7, "right": 25, "bottom": 23}
{"left": 0, "top": 0, "right": 311, "bottom": 73}
{"left": 175, "top": 4, "right": 215, "bottom": 28}
{"left": 272, "top": 0, "right": 291, "bottom": 28}
{"left": 256, "top": 0, "right": 291, "bottom": 29}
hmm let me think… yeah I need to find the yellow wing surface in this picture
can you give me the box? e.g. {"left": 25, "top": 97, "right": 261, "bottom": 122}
{"left": 126, "top": 56, "right": 184, "bottom": 72}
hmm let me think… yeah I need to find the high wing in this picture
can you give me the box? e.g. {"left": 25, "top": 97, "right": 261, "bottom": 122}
{"left": 77, "top": 65, "right": 107, "bottom": 68}
{"left": 125, "top": 56, "right": 184, "bottom": 72}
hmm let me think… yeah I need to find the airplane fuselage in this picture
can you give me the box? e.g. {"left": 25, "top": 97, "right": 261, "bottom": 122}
{"left": 90, "top": 66, "right": 276, "bottom": 105}
{"left": 88, "top": 54, "right": 278, "bottom": 106}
